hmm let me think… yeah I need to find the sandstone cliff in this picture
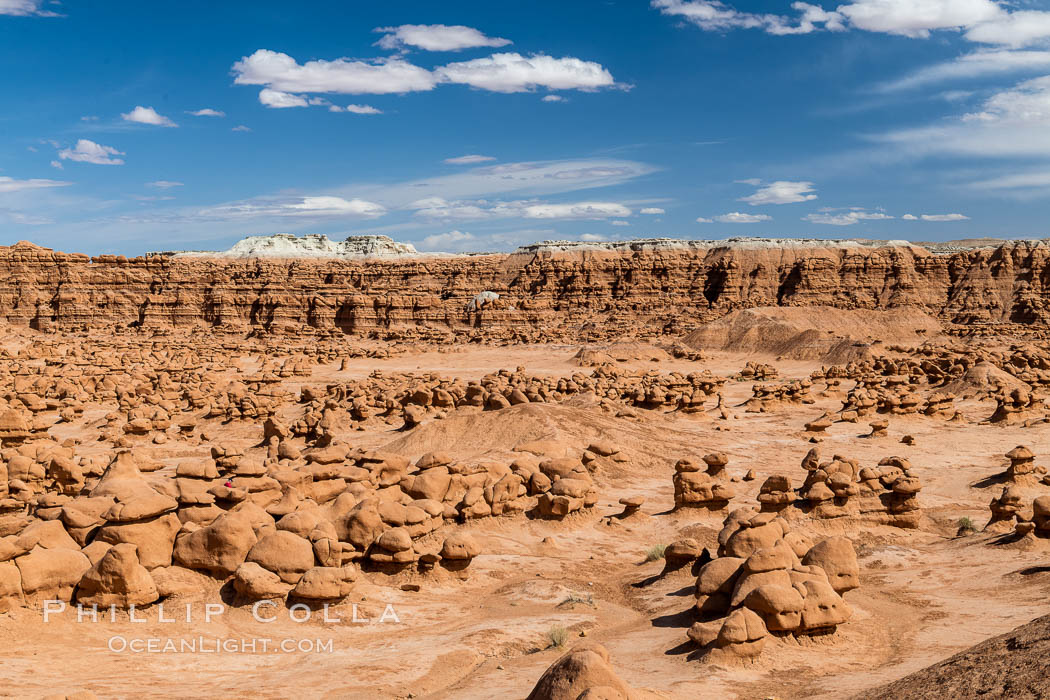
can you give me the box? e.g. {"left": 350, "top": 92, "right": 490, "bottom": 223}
{"left": 0, "top": 238, "right": 1047, "bottom": 340}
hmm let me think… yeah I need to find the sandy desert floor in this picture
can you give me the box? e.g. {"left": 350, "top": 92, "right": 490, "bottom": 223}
{"left": 2, "top": 339, "right": 1049, "bottom": 700}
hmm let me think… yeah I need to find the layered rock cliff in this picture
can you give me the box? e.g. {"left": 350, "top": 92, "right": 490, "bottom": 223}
{"left": 0, "top": 238, "right": 1047, "bottom": 340}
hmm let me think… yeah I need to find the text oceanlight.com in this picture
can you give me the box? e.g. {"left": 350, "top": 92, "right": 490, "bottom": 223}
{"left": 107, "top": 636, "right": 335, "bottom": 654}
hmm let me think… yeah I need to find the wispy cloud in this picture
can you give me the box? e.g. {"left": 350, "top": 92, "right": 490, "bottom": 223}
{"left": 374, "top": 24, "right": 511, "bottom": 52}
{"left": 715, "top": 212, "right": 772, "bottom": 223}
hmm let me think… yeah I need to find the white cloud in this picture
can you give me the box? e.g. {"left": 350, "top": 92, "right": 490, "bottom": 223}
{"left": 920, "top": 213, "right": 969, "bottom": 221}
{"left": 965, "top": 170, "right": 1050, "bottom": 190}
{"left": 436, "top": 52, "right": 618, "bottom": 93}
{"left": 285, "top": 196, "right": 386, "bottom": 217}
{"left": 259, "top": 88, "right": 309, "bottom": 108}
{"left": 879, "top": 50, "right": 1050, "bottom": 92}
{"left": 407, "top": 196, "right": 631, "bottom": 221}
{"left": 329, "top": 104, "right": 383, "bottom": 114}
{"left": 58, "top": 139, "right": 125, "bottom": 165}
{"left": 233, "top": 49, "right": 438, "bottom": 95}
{"left": 523, "top": 202, "right": 631, "bottom": 219}
{"left": 739, "top": 180, "right": 817, "bottom": 205}
{"left": 370, "top": 158, "right": 656, "bottom": 205}
{"left": 188, "top": 108, "right": 225, "bottom": 117}
{"left": 0, "top": 0, "right": 58, "bottom": 16}
{"left": 50, "top": 160, "right": 62, "bottom": 169}
{"left": 0, "top": 176, "right": 71, "bottom": 193}
{"left": 444, "top": 154, "right": 497, "bottom": 165}
{"left": 734, "top": 177, "right": 763, "bottom": 185}
{"left": 653, "top": 0, "right": 1050, "bottom": 49}
{"left": 232, "top": 125, "right": 252, "bottom": 132}
{"left": 876, "top": 75, "right": 1050, "bottom": 157}
{"left": 650, "top": 0, "right": 845, "bottom": 35}
{"left": 611, "top": 220, "right": 631, "bottom": 226}
{"left": 200, "top": 195, "right": 386, "bottom": 220}
{"left": 580, "top": 233, "right": 607, "bottom": 241}
{"left": 408, "top": 196, "right": 496, "bottom": 220}
{"left": 803, "top": 209, "right": 893, "bottom": 225}
{"left": 837, "top": 0, "right": 1001, "bottom": 38}
{"left": 640, "top": 207, "right": 665, "bottom": 214}
{"left": 121, "top": 106, "right": 178, "bottom": 127}
{"left": 1, "top": 209, "right": 53, "bottom": 225}
{"left": 542, "top": 95, "right": 565, "bottom": 102}
{"left": 374, "top": 24, "right": 511, "bottom": 52}
{"left": 419, "top": 230, "right": 475, "bottom": 250}
{"left": 715, "top": 212, "right": 772, "bottom": 223}
{"left": 965, "top": 10, "right": 1050, "bottom": 48}
{"left": 900, "top": 213, "right": 969, "bottom": 221}
{"left": 233, "top": 48, "right": 619, "bottom": 103}
{"left": 696, "top": 216, "right": 713, "bottom": 223}
{"left": 147, "top": 181, "right": 183, "bottom": 189}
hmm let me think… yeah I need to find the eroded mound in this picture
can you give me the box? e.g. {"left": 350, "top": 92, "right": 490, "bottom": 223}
{"left": 854, "top": 613, "right": 1050, "bottom": 699}
{"left": 682, "top": 306, "right": 942, "bottom": 363}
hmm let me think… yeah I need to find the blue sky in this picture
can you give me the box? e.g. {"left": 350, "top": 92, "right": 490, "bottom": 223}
{"left": 3, "top": 0, "right": 1050, "bottom": 254}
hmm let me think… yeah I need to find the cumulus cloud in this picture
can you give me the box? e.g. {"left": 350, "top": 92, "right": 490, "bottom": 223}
{"left": 696, "top": 216, "right": 714, "bottom": 223}
{"left": 651, "top": 0, "right": 845, "bottom": 35}
{"left": 258, "top": 88, "right": 309, "bottom": 108}
{"left": 445, "top": 154, "right": 497, "bottom": 165}
{"left": 232, "top": 48, "right": 620, "bottom": 105}
{"left": 147, "top": 181, "right": 183, "bottom": 189}
{"left": 187, "top": 108, "right": 225, "bottom": 117}
{"left": 966, "top": 10, "right": 1050, "bottom": 48}
{"left": 653, "top": 0, "right": 1050, "bottom": 49}
{"left": 232, "top": 125, "right": 252, "bottom": 132}
{"left": 0, "top": 0, "right": 58, "bottom": 16}
{"left": 837, "top": 0, "right": 1001, "bottom": 38}
{"left": 803, "top": 209, "right": 893, "bottom": 225}
{"left": 121, "top": 106, "right": 178, "bottom": 127}
{"left": 436, "top": 53, "right": 618, "bottom": 93}
{"left": 580, "top": 233, "right": 608, "bottom": 241}
{"left": 374, "top": 24, "right": 511, "bottom": 52}
{"left": 58, "top": 139, "right": 125, "bottom": 165}
{"left": 329, "top": 104, "right": 382, "bottom": 114}
{"left": 715, "top": 212, "right": 772, "bottom": 223}
{"left": 641, "top": 207, "right": 665, "bottom": 214}
{"left": 739, "top": 180, "right": 817, "bottom": 205}
{"left": 233, "top": 50, "right": 438, "bottom": 95}
{"left": 0, "top": 176, "right": 71, "bottom": 193}
{"left": 542, "top": 94, "right": 565, "bottom": 102}
{"left": 419, "top": 230, "right": 476, "bottom": 250}
{"left": 611, "top": 220, "right": 631, "bottom": 226}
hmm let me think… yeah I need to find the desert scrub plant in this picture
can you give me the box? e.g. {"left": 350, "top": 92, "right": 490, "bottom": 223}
{"left": 559, "top": 592, "right": 595, "bottom": 608}
{"left": 645, "top": 544, "right": 667, "bottom": 562}
{"left": 546, "top": 625, "right": 568, "bottom": 649}
{"left": 957, "top": 516, "right": 976, "bottom": 535}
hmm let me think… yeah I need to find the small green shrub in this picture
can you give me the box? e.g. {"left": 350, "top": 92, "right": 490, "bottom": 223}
{"left": 645, "top": 544, "right": 667, "bottom": 562}
{"left": 547, "top": 625, "right": 568, "bottom": 649}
